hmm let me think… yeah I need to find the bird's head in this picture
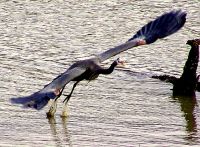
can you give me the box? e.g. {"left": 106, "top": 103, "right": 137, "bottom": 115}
{"left": 114, "top": 58, "right": 125, "bottom": 67}
{"left": 186, "top": 39, "right": 200, "bottom": 46}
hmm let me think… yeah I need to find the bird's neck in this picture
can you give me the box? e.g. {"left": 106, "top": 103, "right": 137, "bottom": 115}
{"left": 181, "top": 42, "right": 199, "bottom": 82}
{"left": 99, "top": 61, "right": 117, "bottom": 75}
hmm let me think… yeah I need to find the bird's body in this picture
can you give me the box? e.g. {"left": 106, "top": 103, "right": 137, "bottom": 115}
{"left": 46, "top": 58, "right": 122, "bottom": 117}
{"left": 173, "top": 39, "right": 200, "bottom": 97}
{"left": 44, "top": 58, "right": 118, "bottom": 96}
{"left": 10, "top": 10, "right": 187, "bottom": 117}
{"left": 68, "top": 59, "right": 101, "bottom": 81}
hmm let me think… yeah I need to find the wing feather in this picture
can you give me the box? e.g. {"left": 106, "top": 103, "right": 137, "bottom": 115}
{"left": 10, "top": 67, "right": 86, "bottom": 110}
{"left": 97, "top": 10, "right": 186, "bottom": 62}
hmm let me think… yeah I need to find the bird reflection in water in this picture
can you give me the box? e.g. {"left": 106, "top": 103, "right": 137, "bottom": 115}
{"left": 47, "top": 117, "right": 72, "bottom": 147}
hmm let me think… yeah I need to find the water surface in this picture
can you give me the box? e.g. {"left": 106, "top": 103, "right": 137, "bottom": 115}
{"left": 0, "top": 0, "right": 200, "bottom": 146}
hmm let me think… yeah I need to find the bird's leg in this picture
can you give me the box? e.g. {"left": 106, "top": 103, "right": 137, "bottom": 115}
{"left": 61, "top": 81, "right": 79, "bottom": 117}
{"left": 63, "top": 81, "right": 79, "bottom": 104}
{"left": 46, "top": 88, "right": 65, "bottom": 118}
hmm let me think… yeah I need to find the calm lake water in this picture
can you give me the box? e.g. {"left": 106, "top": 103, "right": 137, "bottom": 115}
{"left": 0, "top": 0, "right": 200, "bottom": 147}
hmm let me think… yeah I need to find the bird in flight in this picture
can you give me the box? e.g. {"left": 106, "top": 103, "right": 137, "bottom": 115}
{"left": 11, "top": 10, "right": 186, "bottom": 117}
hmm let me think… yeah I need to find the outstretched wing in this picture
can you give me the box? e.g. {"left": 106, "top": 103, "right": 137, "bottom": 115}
{"left": 97, "top": 10, "right": 186, "bottom": 62}
{"left": 10, "top": 67, "right": 86, "bottom": 110}
{"left": 128, "top": 10, "right": 186, "bottom": 43}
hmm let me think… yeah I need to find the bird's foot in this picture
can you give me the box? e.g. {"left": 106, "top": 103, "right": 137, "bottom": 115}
{"left": 46, "top": 100, "right": 57, "bottom": 118}
{"left": 46, "top": 111, "right": 55, "bottom": 118}
{"left": 60, "top": 104, "right": 69, "bottom": 118}
{"left": 60, "top": 111, "right": 68, "bottom": 118}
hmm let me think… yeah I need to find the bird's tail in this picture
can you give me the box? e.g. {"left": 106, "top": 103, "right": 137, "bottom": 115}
{"left": 10, "top": 91, "right": 57, "bottom": 110}
{"left": 128, "top": 10, "right": 186, "bottom": 44}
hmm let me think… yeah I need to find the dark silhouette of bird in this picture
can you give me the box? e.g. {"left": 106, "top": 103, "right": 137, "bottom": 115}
{"left": 11, "top": 10, "right": 186, "bottom": 117}
{"left": 152, "top": 39, "right": 200, "bottom": 97}
{"left": 152, "top": 40, "right": 200, "bottom": 139}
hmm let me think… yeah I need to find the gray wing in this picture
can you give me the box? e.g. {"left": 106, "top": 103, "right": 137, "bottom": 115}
{"left": 43, "top": 67, "right": 86, "bottom": 92}
{"left": 97, "top": 40, "right": 139, "bottom": 62}
{"left": 96, "top": 10, "right": 186, "bottom": 63}
{"left": 10, "top": 67, "right": 86, "bottom": 110}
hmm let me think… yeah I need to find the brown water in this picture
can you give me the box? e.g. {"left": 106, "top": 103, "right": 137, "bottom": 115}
{"left": 0, "top": 0, "right": 200, "bottom": 146}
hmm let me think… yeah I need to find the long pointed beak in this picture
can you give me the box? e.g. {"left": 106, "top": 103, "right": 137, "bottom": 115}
{"left": 117, "top": 59, "right": 126, "bottom": 67}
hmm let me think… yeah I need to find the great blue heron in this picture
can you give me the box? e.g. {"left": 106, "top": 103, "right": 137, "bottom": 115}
{"left": 11, "top": 10, "right": 186, "bottom": 117}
